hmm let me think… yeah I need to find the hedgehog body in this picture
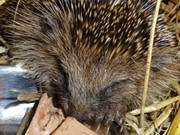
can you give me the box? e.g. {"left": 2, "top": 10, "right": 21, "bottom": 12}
{"left": 0, "top": 0, "right": 179, "bottom": 134}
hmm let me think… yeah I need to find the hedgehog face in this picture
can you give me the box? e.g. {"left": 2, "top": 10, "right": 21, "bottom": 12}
{"left": 48, "top": 57, "right": 139, "bottom": 134}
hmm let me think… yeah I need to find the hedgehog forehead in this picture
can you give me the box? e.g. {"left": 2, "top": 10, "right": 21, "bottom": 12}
{"left": 62, "top": 53, "right": 129, "bottom": 91}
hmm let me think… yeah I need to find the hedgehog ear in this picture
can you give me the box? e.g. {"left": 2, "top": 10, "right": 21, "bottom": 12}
{"left": 37, "top": 0, "right": 71, "bottom": 40}
{"left": 38, "top": 1, "right": 60, "bottom": 36}
{"left": 40, "top": 15, "right": 55, "bottom": 37}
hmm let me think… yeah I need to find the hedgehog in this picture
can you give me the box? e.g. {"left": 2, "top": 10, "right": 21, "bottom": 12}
{"left": 0, "top": 0, "right": 179, "bottom": 134}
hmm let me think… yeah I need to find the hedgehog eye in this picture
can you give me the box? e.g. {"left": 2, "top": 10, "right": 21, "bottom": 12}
{"left": 98, "top": 79, "right": 133, "bottom": 98}
{"left": 98, "top": 81, "right": 120, "bottom": 98}
{"left": 104, "top": 81, "right": 120, "bottom": 95}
